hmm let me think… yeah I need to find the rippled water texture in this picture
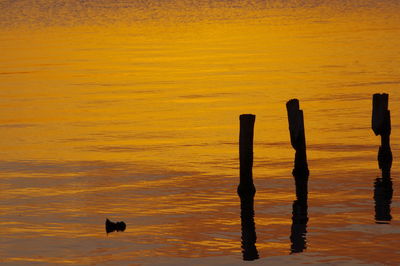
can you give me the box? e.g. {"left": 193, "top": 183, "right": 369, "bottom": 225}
{"left": 1, "top": 0, "right": 400, "bottom": 264}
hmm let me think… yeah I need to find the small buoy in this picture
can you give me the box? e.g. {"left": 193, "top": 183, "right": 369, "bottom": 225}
{"left": 105, "top": 218, "right": 126, "bottom": 233}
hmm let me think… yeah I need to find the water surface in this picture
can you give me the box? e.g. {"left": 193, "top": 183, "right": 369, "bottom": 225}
{"left": 1, "top": 0, "right": 400, "bottom": 264}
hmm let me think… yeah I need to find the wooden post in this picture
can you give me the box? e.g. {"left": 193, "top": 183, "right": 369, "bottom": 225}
{"left": 286, "top": 99, "right": 306, "bottom": 151}
{"left": 237, "top": 114, "right": 259, "bottom": 260}
{"left": 238, "top": 114, "right": 256, "bottom": 198}
{"left": 372, "top": 93, "right": 390, "bottom": 137}
{"left": 372, "top": 93, "right": 393, "bottom": 224}
{"left": 286, "top": 99, "right": 309, "bottom": 201}
{"left": 372, "top": 93, "right": 392, "bottom": 172}
{"left": 287, "top": 99, "right": 309, "bottom": 253}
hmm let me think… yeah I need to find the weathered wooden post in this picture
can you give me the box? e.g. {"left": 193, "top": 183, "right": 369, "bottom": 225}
{"left": 287, "top": 99, "right": 309, "bottom": 253}
{"left": 372, "top": 93, "right": 393, "bottom": 224}
{"left": 237, "top": 114, "right": 259, "bottom": 261}
{"left": 372, "top": 93, "right": 392, "bottom": 173}
{"left": 286, "top": 99, "right": 309, "bottom": 202}
{"left": 286, "top": 99, "right": 305, "bottom": 151}
{"left": 238, "top": 114, "right": 256, "bottom": 198}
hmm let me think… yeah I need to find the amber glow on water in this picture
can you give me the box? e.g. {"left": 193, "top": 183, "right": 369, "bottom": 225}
{"left": 1, "top": 1, "right": 400, "bottom": 264}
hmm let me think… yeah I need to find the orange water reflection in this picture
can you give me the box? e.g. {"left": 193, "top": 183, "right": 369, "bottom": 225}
{"left": 1, "top": 1, "right": 400, "bottom": 264}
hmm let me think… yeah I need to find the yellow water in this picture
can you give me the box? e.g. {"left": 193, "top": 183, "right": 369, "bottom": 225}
{"left": 1, "top": 0, "right": 400, "bottom": 264}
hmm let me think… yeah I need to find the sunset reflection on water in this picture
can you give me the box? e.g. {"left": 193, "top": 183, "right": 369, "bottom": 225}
{"left": 1, "top": 0, "right": 400, "bottom": 264}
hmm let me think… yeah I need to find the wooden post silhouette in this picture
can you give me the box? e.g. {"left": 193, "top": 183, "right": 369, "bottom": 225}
{"left": 286, "top": 99, "right": 305, "bottom": 151}
{"left": 237, "top": 114, "right": 259, "bottom": 260}
{"left": 372, "top": 93, "right": 393, "bottom": 224}
{"left": 372, "top": 93, "right": 392, "bottom": 172}
{"left": 238, "top": 114, "right": 256, "bottom": 198}
{"left": 287, "top": 99, "right": 309, "bottom": 253}
{"left": 286, "top": 99, "right": 309, "bottom": 199}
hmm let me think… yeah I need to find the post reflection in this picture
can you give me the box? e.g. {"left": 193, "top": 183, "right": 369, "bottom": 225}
{"left": 374, "top": 173, "right": 393, "bottom": 224}
{"left": 372, "top": 93, "right": 393, "bottom": 224}
{"left": 239, "top": 194, "right": 259, "bottom": 260}
{"left": 373, "top": 129, "right": 393, "bottom": 224}
{"left": 290, "top": 153, "right": 309, "bottom": 254}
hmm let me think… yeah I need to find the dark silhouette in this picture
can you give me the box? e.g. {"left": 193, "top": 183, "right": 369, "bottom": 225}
{"left": 372, "top": 93, "right": 393, "bottom": 224}
{"left": 238, "top": 114, "right": 259, "bottom": 261}
{"left": 286, "top": 99, "right": 309, "bottom": 253}
{"left": 286, "top": 99, "right": 309, "bottom": 175}
{"left": 239, "top": 194, "right": 259, "bottom": 260}
{"left": 105, "top": 218, "right": 126, "bottom": 233}
{"left": 238, "top": 114, "right": 256, "bottom": 198}
{"left": 374, "top": 174, "right": 393, "bottom": 224}
{"left": 290, "top": 169, "right": 309, "bottom": 253}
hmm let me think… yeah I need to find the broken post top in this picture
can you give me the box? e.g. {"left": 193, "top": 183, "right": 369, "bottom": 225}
{"left": 372, "top": 93, "right": 390, "bottom": 136}
{"left": 286, "top": 99, "right": 306, "bottom": 151}
{"left": 240, "top": 114, "right": 256, "bottom": 122}
{"left": 286, "top": 99, "right": 300, "bottom": 111}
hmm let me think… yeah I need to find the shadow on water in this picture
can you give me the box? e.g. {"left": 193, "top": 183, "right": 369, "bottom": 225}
{"left": 372, "top": 93, "right": 393, "bottom": 224}
{"left": 238, "top": 114, "right": 259, "bottom": 261}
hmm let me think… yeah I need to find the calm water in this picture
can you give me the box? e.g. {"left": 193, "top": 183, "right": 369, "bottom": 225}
{"left": 1, "top": 0, "right": 400, "bottom": 265}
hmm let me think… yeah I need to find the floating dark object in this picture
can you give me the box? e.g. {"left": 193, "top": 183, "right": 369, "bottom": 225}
{"left": 105, "top": 218, "right": 126, "bottom": 233}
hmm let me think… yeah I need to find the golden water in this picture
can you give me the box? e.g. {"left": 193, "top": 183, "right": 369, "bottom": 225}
{"left": 1, "top": 1, "right": 400, "bottom": 264}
